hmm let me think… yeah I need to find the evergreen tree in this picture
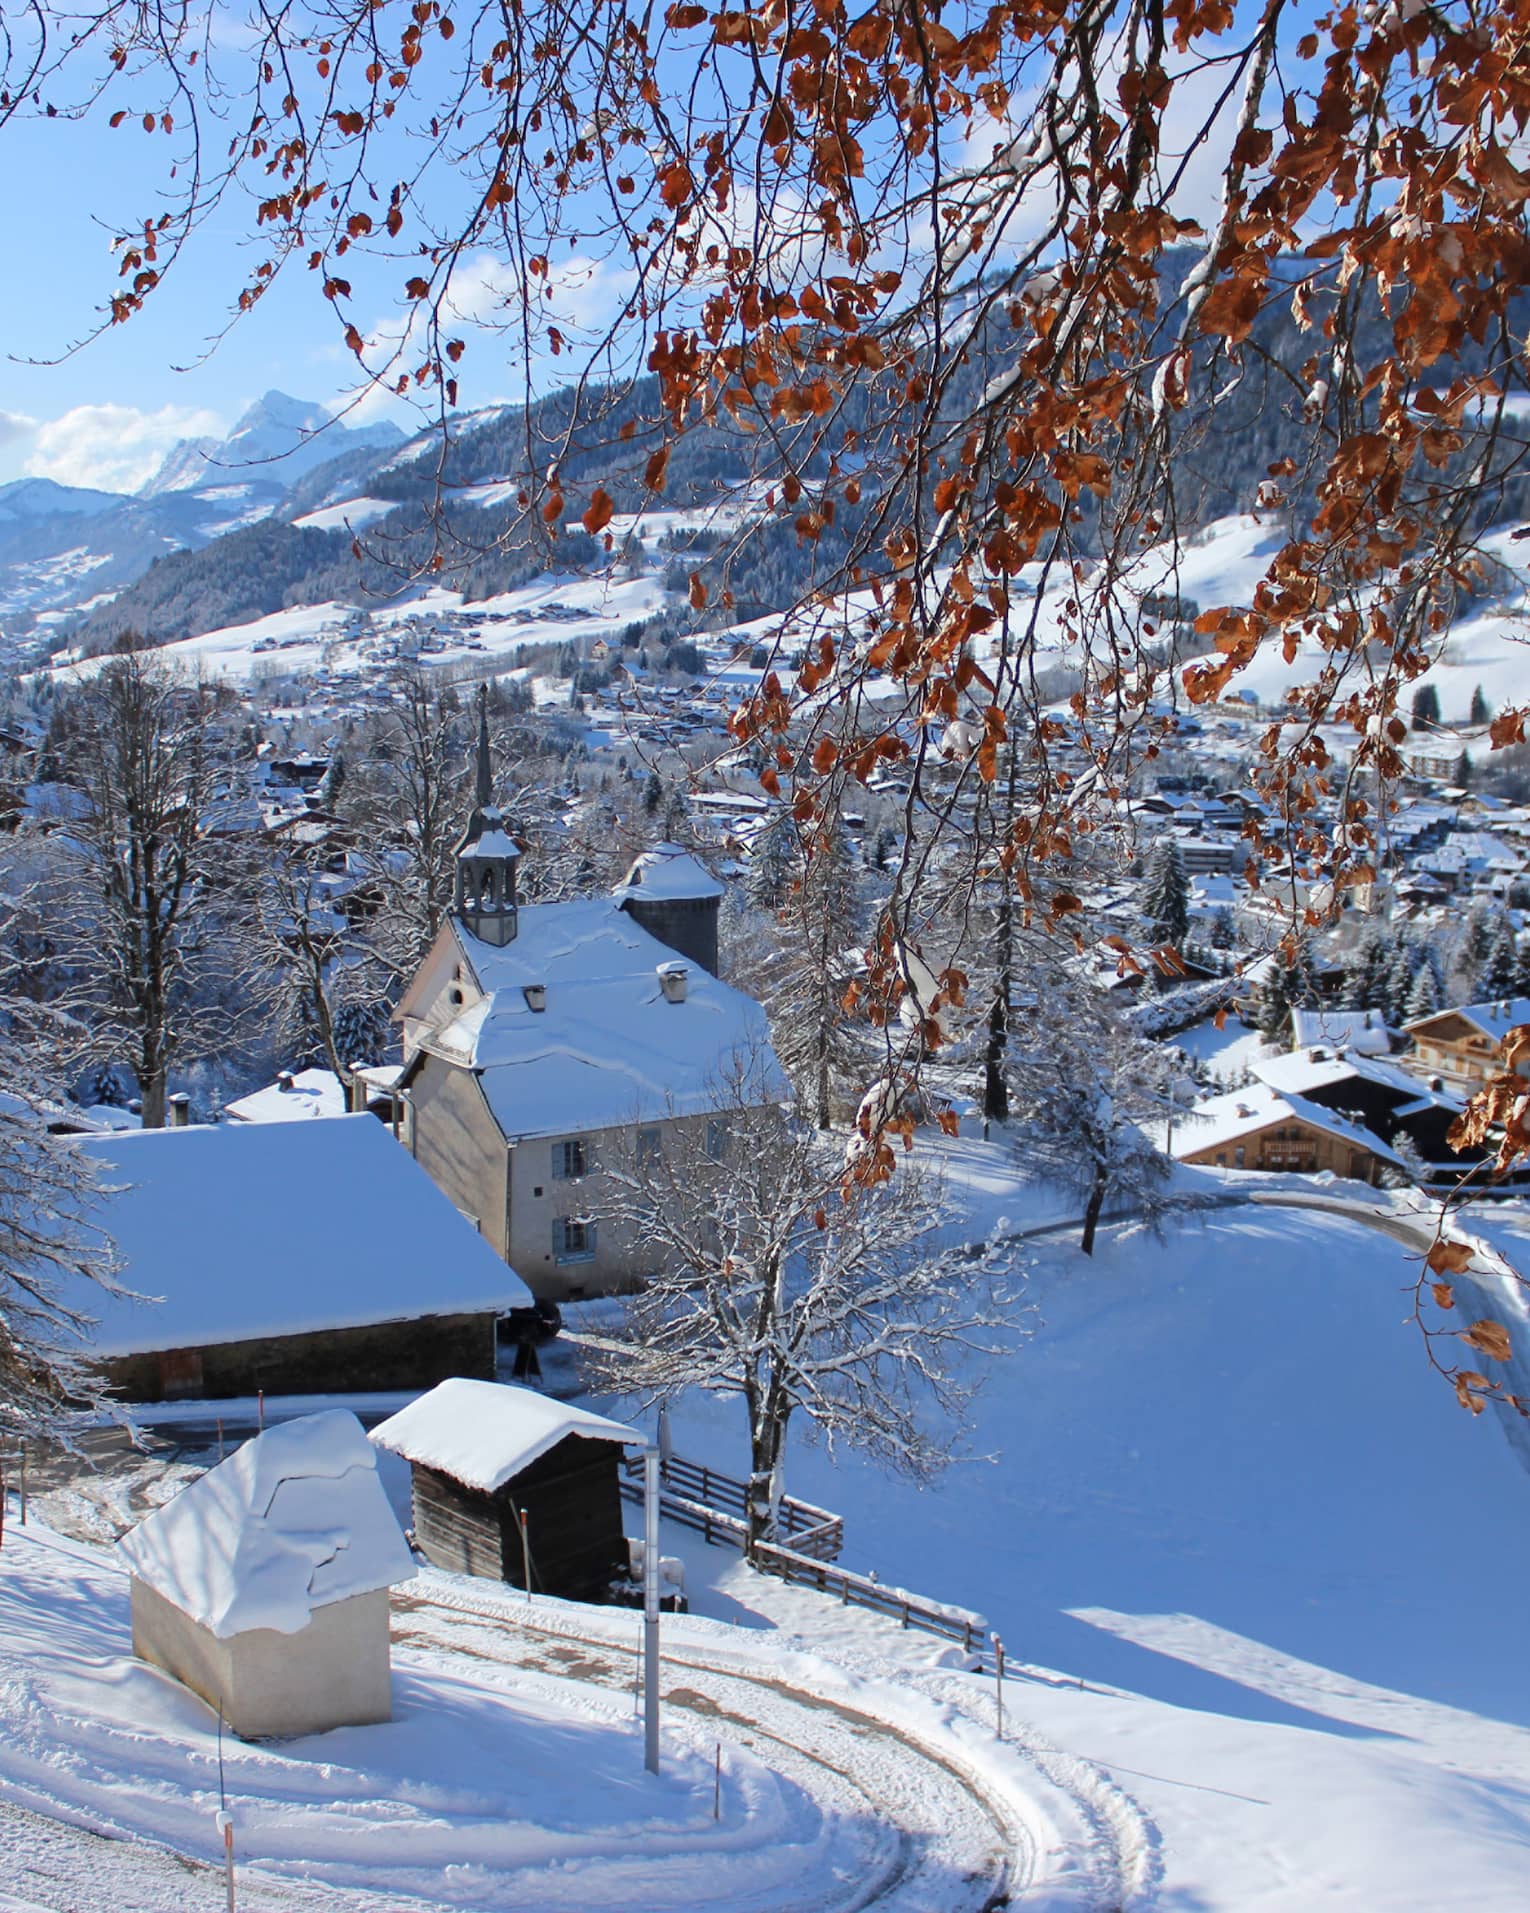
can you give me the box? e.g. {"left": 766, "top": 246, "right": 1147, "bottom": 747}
{"left": 1470, "top": 684, "right": 1492, "bottom": 725}
{"left": 1383, "top": 940, "right": 1416, "bottom": 1026}
{"left": 643, "top": 770, "right": 663, "bottom": 816}
{"left": 318, "top": 748, "right": 346, "bottom": 811}
{"left": 758, "top": 818, "right": 864, "bottom": 1128}
{"left": 1404, "top": 958, "right": 1440, "bottom": 1022}
{"left": 1256, "top": 938, "right": 1315, "bottom": 1044}
{"left": 1411, "top": 682, "right": 1441, "bottom": 728}
{"left": 1481, "top": 915, "right": 1519, "bottom": 999}
{"left": 744, "top": 808, "right": 799, "bottom": 912}
{"left": 1139, "top": 836, "right": 1191, "bottom": 946}
{"left": 1515, "top": 936, "right": 1530, "bottom": 1001}
{"left": 1455, "top": 748, "right": 1474, "bottom": 786}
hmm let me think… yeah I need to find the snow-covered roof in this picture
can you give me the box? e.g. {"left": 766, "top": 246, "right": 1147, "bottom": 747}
{"left": 369, "top": 1378, "right": 640, "bottom": 1492}
{"left": 1173, "top": 1082, "right": 1404, "bottom": 1165}
{"left": 75, "top": 1115, "right": 531, "bottom": 1357}
{"left": 1405, "top": 996, "right": 1530, "bottom": 1041}
{"left": 430, "top": 903, "right": 783, "bottom": 1137}
{"left": 1290, "top": 1008, "right": 1390, "bottom": 1054}
{"left": 118, "top": 1410, "right": 415, "bottom": 1638}
{"left": 224, "top": 1067, "right": 347, "bottom": 1124}
{"left": 612, "top": 842, "right": 725, "bottom": 902}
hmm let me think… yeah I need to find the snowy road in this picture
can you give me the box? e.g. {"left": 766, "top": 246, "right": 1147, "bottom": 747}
{"left": 0, "top": 1528, "right": 1154, "bottom": 1912}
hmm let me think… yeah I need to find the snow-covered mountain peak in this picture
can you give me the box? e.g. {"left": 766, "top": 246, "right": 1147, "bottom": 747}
{"left": 137, "top": 393, "right": 404, "bottom": 499}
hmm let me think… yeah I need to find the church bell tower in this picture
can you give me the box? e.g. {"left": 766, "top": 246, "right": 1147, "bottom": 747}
{"left": 454, "top": 686, "right": 520, "bottom": 946}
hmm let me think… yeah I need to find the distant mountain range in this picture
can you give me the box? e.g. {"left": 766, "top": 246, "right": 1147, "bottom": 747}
{"left": 0, "top": 392, "right": 407, "bottom": 644}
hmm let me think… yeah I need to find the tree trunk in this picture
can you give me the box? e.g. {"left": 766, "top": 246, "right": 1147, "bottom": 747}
{"left": 746, "top": 1405, "right": 788, "bottom": 1552}
{"left": 983, "top": 895, "right": 1012, "bottom": 1123}
{"left": 1080, "top": 1162, "right": 1109, "bottom": 1256}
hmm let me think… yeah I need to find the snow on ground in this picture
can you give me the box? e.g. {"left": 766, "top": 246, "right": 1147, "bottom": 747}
{"left": 290, "top": 498, "right": 396, "bottom": 533}
{"left": 13, "top": 1142, "right": 1530, "bottom": 1907}
{"left": 1166, "top": 1011, "right": 1269, "bottom": 1084}
{"left": 583, "top": 1182, "right": 1530, "bottom": 1910}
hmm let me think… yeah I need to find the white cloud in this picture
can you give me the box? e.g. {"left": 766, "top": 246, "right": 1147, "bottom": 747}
{"left": 0, "top": 409, "right": 37, "bottom": 452}
{"left": 25, "top": 402, "right": 227, "bottom": 494}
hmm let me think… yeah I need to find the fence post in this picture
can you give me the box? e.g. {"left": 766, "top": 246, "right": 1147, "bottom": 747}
{"left": 995, "top": 1636, "right": 1005, "bottom": 1739}
{"left": 18, "top": 1442, "right": 25, "bottom": 1527}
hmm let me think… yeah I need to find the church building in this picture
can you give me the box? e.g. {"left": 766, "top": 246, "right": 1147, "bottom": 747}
{"left": 395, "top": 693, "right": 783, "bottom": 1299}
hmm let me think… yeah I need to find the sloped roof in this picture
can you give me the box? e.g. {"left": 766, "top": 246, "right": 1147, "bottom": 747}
{"left": 369, "top": 1378, "right": 640, "bottom": 1492}
{"left": 1173, "top": 1082, "right": 1405, "bottom": 1165}
{"left": 76, "top": 1115, "right": 531, "bottom": 1356}
{"left": 118, "top": 1410, "right": 415, "bottom": 1638}
{"left": 1405, "top": 997, "right": 1530, "bottom": 1042}
{"left": 426, "top": 903, "right": 783, "bottom": 1138}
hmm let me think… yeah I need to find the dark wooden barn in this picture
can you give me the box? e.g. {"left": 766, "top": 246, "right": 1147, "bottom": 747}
{"left": 369, "top": 1379, "right": 640, "bottom": 1602}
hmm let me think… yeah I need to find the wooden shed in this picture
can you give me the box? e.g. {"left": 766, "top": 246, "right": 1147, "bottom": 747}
{"left": 117, "top": 1411, "right": 416, "bottom": 1740}
{"left": 370, "top": 1379, "right": 640, "bottom": 1602}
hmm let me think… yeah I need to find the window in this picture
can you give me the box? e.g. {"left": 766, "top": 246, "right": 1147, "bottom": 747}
{"left": 552, "top": 1138, "right": 587, "bottom": 1180}
{"left": 553, "top": 1216, "right": 596, "bottom": 1262}
{"left": 637, "top": 1126, "right": 662, "bottom": 1169}
{"left": 706, "top": 1118, "right": 729, "bottom": 1163}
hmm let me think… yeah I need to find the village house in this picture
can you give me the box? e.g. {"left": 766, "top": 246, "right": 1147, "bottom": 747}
{"left": 1171, "top": 1082, "right": 1404, "bottom": 1183}
{"left": 1402, "top": 996, "right": 1530, "bottom": 1095}
{"left": 394, "top": 697, "right": 784, "bottom": 1300}
{"left": 76, "top": 1114, "right": 533, "bottom": 1401}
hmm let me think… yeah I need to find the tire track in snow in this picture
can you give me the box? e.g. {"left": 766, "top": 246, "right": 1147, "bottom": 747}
{"left": 392, "top": 1573, "right": 1158, "bottom": 1909}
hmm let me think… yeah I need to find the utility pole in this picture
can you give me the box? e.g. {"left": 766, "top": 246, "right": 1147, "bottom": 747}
{"left": 644, "top": 1444, "right": 661, "bottom": 1775}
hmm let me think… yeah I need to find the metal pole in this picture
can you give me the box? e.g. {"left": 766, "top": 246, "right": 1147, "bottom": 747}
{"left": 519, "top": 1508, "right": 532, "bottom": 1600}
{"left": 995, "top": 1635, "right": 1005, "bottom": 1739}
{"left": 643, "top": 1444, "right": 661, "bottom": 1775}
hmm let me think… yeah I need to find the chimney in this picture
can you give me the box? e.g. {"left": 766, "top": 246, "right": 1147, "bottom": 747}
{"left": 657, "top": 962, "right": 689, "bottom": 1004}
{"left": 277, "top": 1070, "right": 295, "bottom": 1093}
{"left": 167, "top": 1093, "right": 191, "bottom": 1127}
{"left": 523, "top": 983, "right": 547, "bottom": 1013}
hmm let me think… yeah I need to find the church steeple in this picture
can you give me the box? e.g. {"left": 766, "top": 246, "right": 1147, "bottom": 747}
{"left": 454, "top": 685, "right": 520, "bottom": 945}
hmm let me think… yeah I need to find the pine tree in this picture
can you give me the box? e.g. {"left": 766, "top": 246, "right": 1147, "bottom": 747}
{"left": 744, "top": 808, "right": 798, "bottom": 912}
{"left": 318, "top": 748, "right": 346, "bottom": 811}
{"left": 1481, "top": 915, "right": 1519, "bottom": 999}
{"left": 1515, "top": 936, "right": 1530, "bottom": 1001}
{"left": 760, "top": 818, "right": 864, "bottom": 1128}
{"left": 1470, "top": 684, "right": 1492, "bottom": 726}
{"left": 1256, "top": 938, "right": 1315, "bottom": 1044}
{"left": 1139, "top": 836, "right": 1190, "bottom": 946}
{"left": 1455, "top": 748, "right": 1474, "bottom": 786}
{"left": 1383, "top": 941, "right": 1416, "bottom": 1026}
{"left": 1411, "top": 683, "right": 1441, "bottom": 728}
{"left": 1404, "top": 958, "right": 1440, "bottom": 1022}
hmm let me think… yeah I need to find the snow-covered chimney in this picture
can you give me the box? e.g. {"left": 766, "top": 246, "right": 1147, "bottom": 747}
{"left": 277, "top": 1070, "right": 295, "bottom": 1093}
{"left": 167, "top": 1093, "right": 190, "bottom": 1127}
{"left": 523, "top": 983, "right": 547, "bottom": 1013}
{"left": 657, "top": 962, "right": 689, "bottom": 1004}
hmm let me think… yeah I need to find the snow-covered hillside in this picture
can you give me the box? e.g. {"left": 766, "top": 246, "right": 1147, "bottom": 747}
{"left": 585, "top": 1187, "right": 1530, "bottom": 1909}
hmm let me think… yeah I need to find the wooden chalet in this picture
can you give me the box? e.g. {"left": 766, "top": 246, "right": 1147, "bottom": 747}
{"left": 370, "top": 1379, "right": 641, "bottom": 1601}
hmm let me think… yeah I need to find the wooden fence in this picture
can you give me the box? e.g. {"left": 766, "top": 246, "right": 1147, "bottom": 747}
{"left": 750, "top": 1540, "right": 989, "bottom": 1655}
{"left": 618, "top": 1449, "right": 986, "bottom": 1654}
{"left": 620, "top": 1451, "right": 842, "bottom": 1560}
